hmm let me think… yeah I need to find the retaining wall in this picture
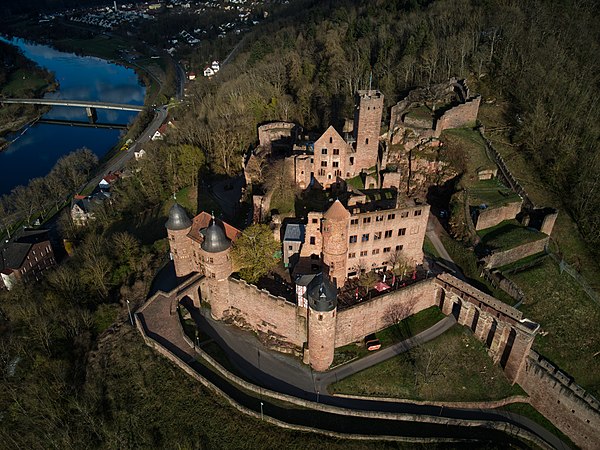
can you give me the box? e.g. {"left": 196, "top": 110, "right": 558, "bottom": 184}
{"left": 335, "top": 278, "right": 437, "bottom": 347}
{"left": 475, "top": 201, "right": 522, "bottom": 231}
{"left": 482, "top": 237, "right": 549, "bottom": 269}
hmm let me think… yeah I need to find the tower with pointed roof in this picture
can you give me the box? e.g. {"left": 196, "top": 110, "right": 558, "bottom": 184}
{"left": 199, "top": 216, "right": 233, "bottom": 320}
{"left": 306, "top": 273, "right": 337, "bottom": 371}
{"left": 166, "top": 203, "right": 194, "bottom": 277}
{"left": 322, "top": 200, "right": 351, "bottom": 286}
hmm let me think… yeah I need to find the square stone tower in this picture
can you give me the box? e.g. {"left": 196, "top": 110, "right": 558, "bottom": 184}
{"left": 353, "top": 90, "right": 384, "bottom": 171}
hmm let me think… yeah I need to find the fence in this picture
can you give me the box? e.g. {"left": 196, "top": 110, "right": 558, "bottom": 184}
{"left": 548, "top": 251, "right": 600, "bottom": 306}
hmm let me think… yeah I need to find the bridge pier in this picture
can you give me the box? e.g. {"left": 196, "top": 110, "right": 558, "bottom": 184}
{"left": 86, "top": 107, "right": 98, "bottom": 123}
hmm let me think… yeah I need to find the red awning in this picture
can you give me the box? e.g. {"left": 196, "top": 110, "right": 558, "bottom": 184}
{"left": 374, "top": 281, "right": 391, "bottom": 292}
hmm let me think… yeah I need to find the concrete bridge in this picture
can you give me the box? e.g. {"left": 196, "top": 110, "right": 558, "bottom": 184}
{"left": 1, "top": 97, "right": 144, "bottom": 122}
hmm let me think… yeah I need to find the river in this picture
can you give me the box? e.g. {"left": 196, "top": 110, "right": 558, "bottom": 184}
{"left": 0, "top": 36, "right": 145, "bottom": 195}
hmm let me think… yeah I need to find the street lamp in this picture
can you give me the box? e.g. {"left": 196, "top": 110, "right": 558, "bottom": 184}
{"left": 126, "top": 298, "right": 134, "bottom": 326}
{"left": 260, "top": 402, "right": 264, "bottom": 420}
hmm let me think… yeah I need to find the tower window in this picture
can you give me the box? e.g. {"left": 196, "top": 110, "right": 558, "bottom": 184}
{"left": 398, "top": 228, "right": 406, "bottom": 236}
{"left": 361, "top": 233, "right": 369, "bottom": 242}
{"left": 366, "top": 138, "right": 369, "bottom": 145}
{"left": 310, "top": 236, "right": 316, "bottom": 245}
{"left": 384, "top": 230, "right": 393, "bottom": 238}
{"left": 333, "top": 149, "right": 339, "bottom": 155}
{"left": 321, "top": 148, "right": 327, "bottom": 155}
{"left": 329, "top": 136, "right": 333, "bottom": 143}
{"left": 349, "top": 235, "right": 357, "bottom": 243}
{"left": 332, "top": 161, "right": 339, "bottom": 168}
{"left": 414, "top": 209, "right": 422, "bottom": 216}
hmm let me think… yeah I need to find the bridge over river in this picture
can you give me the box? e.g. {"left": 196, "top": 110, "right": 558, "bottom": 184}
{"left": 1, "top": 98, "right": 145, "bottom": 122}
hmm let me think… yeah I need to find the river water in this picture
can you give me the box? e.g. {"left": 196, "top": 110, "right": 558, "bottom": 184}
{"left": 0, "top": 36, "right": 145, "bottom": 195}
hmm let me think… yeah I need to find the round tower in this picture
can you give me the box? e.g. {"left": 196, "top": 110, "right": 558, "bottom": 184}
{"left": 322, "top": 200, "right": 350, "bottom": 286}
{"left": 165, "top": 203, "right": 193, "bottom": 277}
{"left": 199, "top": 217, "right": 232, "bottom": 320}
{"left": 307, "top": 273, "right": 337, "bottom": 371}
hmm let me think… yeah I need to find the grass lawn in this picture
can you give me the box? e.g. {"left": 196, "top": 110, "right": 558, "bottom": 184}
{"left": 332, "top": 306, "right": 446, "bottom": 367}
{"left": 477, "top": 219, "right": 547, "bottom": 251}
{"left": 468, "top": 178, "right": 521, "bottom": 208}
{"left": 405, "top": 105, "right": 433, "bottom": 121}
{"left": 423, "top": 235, "right": 440, "bottom": 258}
{"left": 439, "top": 234, "right": 517, "bottom": 306}
{"left": 441, "top": 128, "right": 496, "bottom": 180}
{"left": 330, "top": 325, "right": 524, "bottom": 402}
{"left": 506, "top": 258, "right": 600, "bottom": 397}
{"left": 478, "top": 101, "right": 600, "bottom": 291}
{"left": 1, "top": 68, "right": 49, "bottom": 96}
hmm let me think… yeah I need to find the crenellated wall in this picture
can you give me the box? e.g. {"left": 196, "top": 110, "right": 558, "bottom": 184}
{"left": 517, "top": 351, "right": 600, "bottom": 449}
{"left": 222, "top": 277, "right": 307, "bottom": 351}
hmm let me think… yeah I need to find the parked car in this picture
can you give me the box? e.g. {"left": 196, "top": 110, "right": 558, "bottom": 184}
{"left": 364, "top": 334, "right": 381, "bottom": 351}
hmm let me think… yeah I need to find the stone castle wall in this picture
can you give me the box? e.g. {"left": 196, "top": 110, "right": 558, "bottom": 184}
{"left": 434, "top": 96, "right": 481, "bottom": 136}
{"left": 224, "top": 277, "right": 306, "bottom": 349}
{"left": 482, "top": 237, "right": 549, "bottom": 269}
{"left": 475, "top": 201, "right": 522, "bottom": 231}
{"left": 517, "top": 351, "right": 600, "bottom": 449}
{"left": 257, "top": 122, "right": 296, "bottom": 150}
{"left": 335, "top": 278, "right": 438, "bottom": 347}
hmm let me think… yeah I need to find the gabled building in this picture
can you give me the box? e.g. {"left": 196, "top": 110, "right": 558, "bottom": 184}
{"left": 0, "top": 229, "right": 56, "bottom": 290}
{"left": 70, "top": 191, "right": 112, "bottom": 226}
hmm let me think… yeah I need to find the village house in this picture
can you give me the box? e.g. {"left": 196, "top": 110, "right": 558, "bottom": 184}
{"left": 0, "top": 229, "right": 56, "bottom": 290}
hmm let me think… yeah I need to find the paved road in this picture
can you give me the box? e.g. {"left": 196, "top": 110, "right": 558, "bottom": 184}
{"left": 426, "top": 214, "right": 465, "bottom": 280}
{"left": 137, "top": 268, "right": 569, "bottom": 449}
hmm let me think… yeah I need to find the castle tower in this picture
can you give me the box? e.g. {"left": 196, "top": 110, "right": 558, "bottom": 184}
{"left": 165, "top": 203, "right": 194, "bottom": 277}
{"left": 306, "top": 273, "right": 337, "bottom": 371}
{"left": 353, "top": 90, "right": 384, "bottom": 171}
{"left": 199, "top": 217, "right": 233, "bottom": 320}
{"left": 321, "top": 200, "right": 350, "bottom": 286}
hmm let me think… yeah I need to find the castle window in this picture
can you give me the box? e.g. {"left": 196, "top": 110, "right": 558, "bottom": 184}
{"left": 319, "top": 314, "right": 323, "bottom": 321}
{"left": 363, "top": 217, "right": 371, "bottom": 224}
{"left": 372, "top": 249, "right": 379, "bottom": 255}
{"left": 321, "top": 161, "right": 327, "bottom": 167}
{"left": 414, "top": 209, "right": 422, "bottom": 216}
{"left": 398, "top": 228, "right": 406, "bottom": 236}
{"left": 396, "top": 245, "right": 403, "bottom": 251}
{"left": 329, "top": 136, "right": 333, "bottom": 143}
{"left": 383, "top": 247, "right": 391, "bottom": 253}
{"left": 361, "top": 233, "right": 369, "bottom": 242}
{"left": 373, "top": 231, "right": 381, "bottom": 240}
{"left": 332, "top": 161, "right": 339, "bottom": 168}
{"left": 365, "top": 138, "right": 369, "bottom": 145}
{"left": 310, "top": 236, "right": 316, "bottom": 245}
{"left": 333, "top": 148, "right": 339, "bottom": 155}
{"left": 321, "top": 148, "right": 327, "bottom": 155}
{"left": 312, "top": 218, "right": 318, "bottom": 224}
{"left": 318, "top": 169, "right": 325, "bottom": 176}
{"left": 346, "top": 172, "right": 350, "bottom": 177}
{"left": 349, "top": 235, "right": 357, "bottom": 243}
{"left": 376, "top": 215, "right": 383, "bottom": 222}
{"left": 384, "top": 230, "right": 393, "bottom": 238}
{"left": 288, "top": 245, "right": 293, "bottom": 250}
{"left": 349, "top": 157, "right": 354, "bottom": 165}
{"left": 335, "top": 170, "right": 342, "bottom": 176}
{"left": 350, "top": 219, "right": 358, "bottom": 225}
{"left": 388, "top": 213, "right": 396, "bottom": 220}
{"left": 401, "top": 211, "right": 409, "bottom": 218}
{"left": 209, "top": 257, "right": 214, "bottom": 263}
{"left": 360, "top": 250, "right": 368, "bottom": 257}
{"left": 328, "top": 174, "right": 332, "bottom": 179}
{"left": 349, "top": 252, "right": 356, "bottom": 258}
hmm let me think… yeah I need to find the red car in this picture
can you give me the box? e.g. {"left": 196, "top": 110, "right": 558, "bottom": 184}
{"left": 364, "top": 334, "right": 381, "bottom": 351}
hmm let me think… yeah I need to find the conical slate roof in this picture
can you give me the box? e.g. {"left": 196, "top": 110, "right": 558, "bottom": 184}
{"left": 306, "top": 273, "right": 337, "bottom": 312}
{"left": 165, "top": 203, "right": 192, "bottom": 230}
{"left": 200, "top": 218, "right": 231, "bottom": 253}
{"left": 324, "top": 199, "right": 350, "bottom": 221}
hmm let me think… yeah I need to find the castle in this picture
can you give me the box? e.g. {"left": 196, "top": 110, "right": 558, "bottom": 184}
{"left": 160, "top": 83, "right": 600, "bottom": 448}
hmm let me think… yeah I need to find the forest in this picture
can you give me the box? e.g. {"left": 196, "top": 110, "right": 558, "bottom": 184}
{"left": 0, "top": 0, "right": 599, "bottom": 448}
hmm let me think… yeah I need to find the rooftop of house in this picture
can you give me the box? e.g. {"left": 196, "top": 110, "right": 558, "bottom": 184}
{"left": 0, "top": 229, "right": 51, "bottom": 272}
{"left": 283, "top": 223, "right": 305, "bottom": 242}
{"left": 72, "top": 191, "right": 112, "bottom": 214}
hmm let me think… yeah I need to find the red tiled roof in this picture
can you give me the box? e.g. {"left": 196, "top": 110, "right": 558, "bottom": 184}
{"left": 188, "top": 211, "right": 241, "bottom": 243}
